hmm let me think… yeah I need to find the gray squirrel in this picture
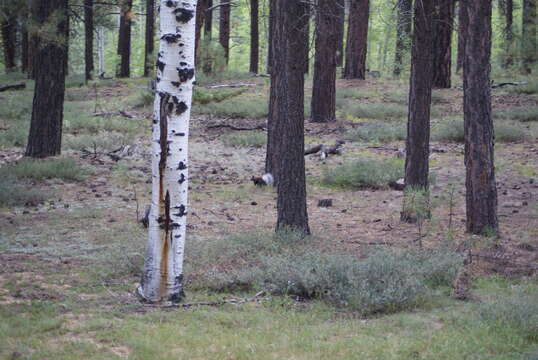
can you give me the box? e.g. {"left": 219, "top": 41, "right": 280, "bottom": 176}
{"left": 251, "top": 173, "right": 274, "bottom": 187}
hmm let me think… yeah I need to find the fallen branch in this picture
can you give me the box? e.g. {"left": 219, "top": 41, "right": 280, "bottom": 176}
{"left": 205, "top": 83, "right": 257, "bottom": 89}
{"left": 206, "top": 123, "right": 266, "bottom": 131}
{"left": 491, "top": 81, "right": 528, "bottom": 89}
{"left": 0, "top": 82, "right": 25, "bottom": 92}
{"left": 305, "top": 140, "right": 345, "bottom": 159}
{"left": 143, "top": 291, "right": 267, "bottom": 309}
{"left": 93, "top": 110, "right": 135, "bottom": 119}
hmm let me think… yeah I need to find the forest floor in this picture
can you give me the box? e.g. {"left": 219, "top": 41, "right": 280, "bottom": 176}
{"left": 0, "top": 71, "right": 537, "bottom": 359}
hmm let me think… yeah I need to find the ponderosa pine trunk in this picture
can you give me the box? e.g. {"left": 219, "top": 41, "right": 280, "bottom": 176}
{"left": 463, "top": 0, "right": 498, "bottom": 235}
{"left": 249, "top": 0, "right": 259, "bottom": 73}
{"left": 402, "top": 0, "right": 435, "bottom": 222}
{"left": 522, "top": 0, "right": 537, "bottom": 73}
{"left": 25, "top": 0, "right": 68, "bottom": 158}
{"left": 205, "top": 0, "right": 213, "bottom": 38}
{"left": 1, "top": 15, "right": 17, "bottom": 72}
{"left": 267, "top": 0, "right": 275, "bottom": 74}
{"left": 117, "top": 0, "right": 132, "bottom": 78}
{"left": 456, "top": 0, "right": 466, "bottom": 73}
{"left": 343, "top": 0, "right": 370, "bottom": 79}
{"left": 144, "top": 0, "right": 155, "bottom": 77}
{"left": 336, "top": 0, "right": 345, "bottom": 67}
{"left": 432, "top": 0, "right": 454, "bottom": 88}
{"left": 195, "top": 0, "right": 208, "bottom": 67}
{"left": 138, "top": 0, "right": 197, "bottom": 304}
{"left": 311, "top": 0, "right": 339, "bottom": 123}
{"left": 393, "top": 0, "right": 412, "bottom": 77}
{"left": 300, "top": 2, "right": 310, "bottom": 74}
{"left": 270, "top": 0, "right": 310, "bottom": 234}
{"left": 500, "top": 0, "right": 514, "bottom": 68}
{"left": 84, "top": 0, "right": 94, "bottom": 82}
{"left": 219, "top": 0, "right": 231, "bottom": 65}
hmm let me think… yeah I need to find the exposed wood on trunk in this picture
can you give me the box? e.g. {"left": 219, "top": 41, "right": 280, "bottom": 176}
{"left": 343, "top": 0, "right": 370, "bottom": 79}
{"left": 462, "top": 0, "right": 499, "bottom": 235}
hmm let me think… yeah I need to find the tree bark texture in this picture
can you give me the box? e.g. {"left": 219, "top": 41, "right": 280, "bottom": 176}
{"left": 144, "top": 0, "right": 155, "bottom": 77}
{"left": 393, "top": 0, "right": 412, "bottom": 77}
{"left": 343, "top": 0, "right": 370, "bottom": 79}
{"left": 336, "top": 0, "right": 345, "bottom": 67}
{"left": 1, "top": 15, "right": 17, "bottom": 72}
{"left": 499, "top": 0, "right": 514, "bottom": 68}
{"left": 267, "top": 0, "right": 275, "bottom": 74}
{"left": 311, "top": 0, "right": 340, "bottom": 123}
{"left": 432, "top": 0, "right": 454, "bottom": 88}
{"left": 522, "top": 0, "right": 537, "bottom": 73}
{"left": 219, "top": 0, "right": 231, "bottom": 64}
{"left": 117, "top": 0, "right": 132, "bottom": 78}
{"left": 84, "top": 0, "right": 94, "bottom": 82}
{"left": 462, "top": 0, "right": 498, "bottom": 235}
{"left": 299, "top": 2, "right": 310, "bottom": 74}
{"left": 25, "top": 0, "right": 69, "bottom": 158}
{"left": 403, "top": 0, "right": 435, "bottom": 218}
{"left": 195, "top": 0, "right": 208, "bottom": 67}
{"left": 138, "top": 0, "right": 197, "bottom": 304}
{"left": 204, "top": 0, "right": 213, "bottom": 38}
{"left": 456, "top": 0, "right": 467, "bottom": 73}
{"left": 266, "top": 0, "right": 310, "bottom": 234}
{"left": 249, "top": 0, "right": 259, "bottom": 73}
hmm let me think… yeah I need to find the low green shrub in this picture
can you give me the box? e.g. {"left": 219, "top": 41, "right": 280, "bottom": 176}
{"left": 348, "top": 122, "right": 406, "bottom": 143}
{"left": 63, "top": 132, "right": 134, "bottom": 152}
{"left": 477, "top": 290, "right": 538, "bottom": 341}
{"left": 339, "top": 101, "right": 408, "bottom": 120}
{"left": 433, "top": 118, "right": 528, "bottom": 143}
{"left": 506, "top": 79, "right": 538, "bottom": 95}
{"left": 495, "top": 122, "right": 528, "bottom": 142}
{"left": 336, "top": 88, "right": 379, "bottom": 100}
{"left": 0, "top": 157, "right": 90, "bottom": 181}
{"left": 320, "top": 157, "right": 403, "bottom": 189}
{"left": 64, "top": 113, "right": 139, "bottom": 134}
{"left": 0, "top": 177, "right": 48, "bottom": 207}
{"left": 194, "top": 88, "right": 246, "bottom": 105}
{"left": 496, "top": 107, "right": 538, "bottom": 122}
{"left": 221, "top": 131, "right": 266, "bottom": 148}
{"left": 196, "top": 96, "right": 268, "bottom": 118}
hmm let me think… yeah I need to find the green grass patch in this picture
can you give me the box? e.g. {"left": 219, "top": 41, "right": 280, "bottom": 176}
{"left": 433, "top": 118, "right": 528, "bottom": 143}
{"left": 194, "top": 87, "right": 247, "bottom": 105}
{"left": 496, "top": 107, "right": 538, "bottom": 122}
{"left": 320, "top": 157, "right": 403, "bottom": 189}
{"left": 0, "top": 157, "right": 90, "bottom": 181}
{"left": 64, "top": 112, "right": 140, "bottom": 134}
{"left": 0, "top": 177, "right": 48, "bottom": 207}
{"left": 338, "top": 101, "right": 408, "bottom": 120}
{"left": 506, "top": 79, "right": 538, "bottom": 95}
{"left": 221, "top": 131, "right": 266, "bottom": 148}
{"left": 348, "top": 122, "right": 406, "bottom": 143}
{"left": 196, "top": 96, "right": 268, "bottom": 119}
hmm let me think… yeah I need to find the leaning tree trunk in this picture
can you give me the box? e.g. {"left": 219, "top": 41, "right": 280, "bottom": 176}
{"left": 456, "top": 0, "right": 467, "bottom": 73}
{"left": 402, "top": 0, "right": 435, "bottom": 222}
{"left": 138, "top": 0, "right": 197, "bottom": 304}
{"left": 144, "top": 0, "right": 155, "bottom": 77}
{"left": 311, "top": 0, "right": 339, "bottom": 123}
{"left": 463, "top": 0, "right": 498, "bottom": 235}
{"left": 270, "top": 0, "right": 310, "bottom": 234}
{"left": 1, "top": 15, "right": 17, "bottom": 72}
{"left": 249, "top": 0, "right": 259, "bottom": 73}
{"left": 219, "top": 0, "right": 231, "bottom": 65}
{"left": 25, "top": 0, "right": 69, "bottom": 158}
{"left": 117, "top": 0, "right": 132, "bottom": 78}
{"left": 432, "top": 0, "right": 454, "bottom": 88}
{"left": 522, "top": 0, "right": 537, "bottom": 74}
{"left": 84, "top": 0, "right": 94, "bottom": 82}
{"left": 393, "top": 0, "right": 412, "bottom": 77}
{"left": 343, "top": 0, "right": 370, "bottom": 79}
{"left": 336, "top": 0, "right": 346, "bottom": 67}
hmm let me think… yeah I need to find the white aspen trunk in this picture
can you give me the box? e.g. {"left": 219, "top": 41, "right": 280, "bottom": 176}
{"left": 137, "top": 0, "right": 197, "bottom": 304}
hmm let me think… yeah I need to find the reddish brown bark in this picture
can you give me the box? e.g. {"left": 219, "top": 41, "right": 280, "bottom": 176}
{"left": 343, "top": 0, "right": 370, "bottom": 79}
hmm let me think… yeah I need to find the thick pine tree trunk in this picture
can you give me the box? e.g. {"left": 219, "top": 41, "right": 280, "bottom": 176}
{"left": 500, "top": 0, "right": 514, "bottom": 68}
{"left": 393, "top": 0, "right": 412, "bottom": 77}
{"left": 117, "top": 0, "right": 132, "bottom": 78}
{"left": 138, "top": 0, "right": 197, "bottom": 304}
{"left": 343, "top": 0, "right": 370, "bottom": 79}
{"left": 270, "top": 0, "right": 310, "bottom": 234}
{"left": 84, "top": 0, "right": 94, "bottom": 82}
{"left": 432, "top": 0, "right": 454, "bottom": 88}
{"left": 249, "top": 0, "right": 259, "bottom": 73}
{"left": 144, "top": 0, "right": 155, "bottom": 77}
{"left": 402, "top": 0, "right": 435, "bottom": 222}
{"left": 463, "top": 0, "right": 498, "bottom": 235}
{"left": 522, "top": 0, "right": 537, "bottom": 74}
{"left": 311, "top": 0, "right": 339, "bottom": 123}
{"left": 336, "top": 0, "right": 346, "bottom": 67}
{"left": 219, "top": 0, "right": 231, "bottom": 65}
{"left": 456, "top": 0, "right": 466, "bottom": 73}
{"left": 1, "top": 16, "right": 17, "bottom": 72}
{"left": 25, "top": 0, "right": 68, "bottom": 158}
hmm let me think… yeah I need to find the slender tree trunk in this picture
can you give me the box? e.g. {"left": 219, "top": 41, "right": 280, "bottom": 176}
{"left": 25, "top": 0, "right": 68, "bottom": 158}
{"left": 393, "top": 0, "right": 412, "bottom": 77}
{"left": 522, "top": 0, "right": 537, "bottom": 74}
{"left": 205, "top": 0, "right": 213, "bottom": 38}
{"left": 144, "top": 0, "right": 155, "bottom": 77}
{"left": 219, "top": 0, "right": 231, "bottom": 65}
{"left": 456, "top": 0, "right": 466, "bottom": 73}
{"left": 117, "top": 0, "right": 132, "bottom": 78}
{"left": 1, "top": 15, "right": 17, "bottom": 72}
{"left": 299, "top": 2, "right": 310, "bottom": 74}
{"left": 269, "top": 0, "right": 310, "bottom": 234}
{"left": 138, "top": 0, "right": 197, "bottom": 304}
{"left": 462, "top": 0, "right": 498, "bottom": 235}
{"left": 267, "top": 0, "right": 275, "bottom": 74}
{"left": 343, "top": 0, "right": 370, "bottom": 79}
{"left": 84, "top": 0, "right": 94, "bottom": 82}
{"left": 499, "top": 0, "right": 514, "bottom": 68}
{"left": 250, "top": 0, "right": 259, "bottom": 73}
{"left": 311, "top": 0, "right": 339, "bottom": 123}
{"left": 336, "top": 0, "right": 346, "bottom": 67}
{"left": 21, "top": 22, "right": 29, "bottom": 73}
{"left": 195, "top": 0, "right": 207, "bottom": 67}
{"left": 432, "top": 0, "right": 454, "bottom": 88}
{"left": 402, "top": 0, "right": 435, "bottom": 222}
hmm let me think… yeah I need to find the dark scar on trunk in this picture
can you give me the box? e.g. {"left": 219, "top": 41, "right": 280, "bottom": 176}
{"left": 177, "top": 68, "right": 195, "bottom": 82}
{"left": 176, "top": 101, "right": 188, "bottom": 115}
{"left": 174, "top": 8, "right": 194, "bottom": 23}
{"left": 178, "top": 173, "right": 186, "bottom": 184}
{"left": 161, "top": 33, "right": 181, "bottom": 43}
{"left": 156, "top": 60, "right": 165, "bottom": 72}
